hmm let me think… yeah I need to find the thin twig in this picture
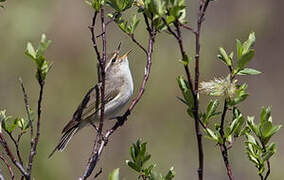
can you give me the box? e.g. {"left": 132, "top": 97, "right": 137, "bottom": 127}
{"left": 128, "top": 34, "right": 147, "bottom": 55}
{"left": 6, "top": 132, "right": 23, "bottom": 165}
{"left": 88, "top": 11, "right": 102, "bottom": 82}
{"left": 26, "top": 72, "right": 45, "bottom": 179}
{"left": 191, "top": 1, "right": 212, "bottom": 179}
{"left": 79, "top": 7, "right": 107, "bottom": 179}
{"left": 161, "top": 18, "right": 178, "bottom": 39}
{"left": 260, "top": 141, "right": 271, "bottom": 180}
{"left": 178, "top": 20, "right": 196, "bottom": 34}
{"left": 0, "top": 154, "right": 15, "bottom": 180}
{"left": 98, "top": 6, "right": 106, "bottom": 134}
{"left": 219, "top": 100, "right": 234, "bottom": 180}
{"left": 79, "top": 11, "right": 156, "bottom": 180}
{"left": 0, "top": 133, "right": 28, "bottom": 177}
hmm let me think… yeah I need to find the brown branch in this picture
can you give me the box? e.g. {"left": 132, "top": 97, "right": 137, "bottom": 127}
{"left": 25, "top": 72, "right": 44, "bottom": 179}
{"left": 128, "top": 34, "right": 147, "bottom": 55}
{"left": 6, "top": 132, "right": 23, "bottom": 166}
{"left": 19, "top": 77, "right": 35, "bottom": 179}
{"left": 264, "top": 161, "right": 270, "bottom": 180}
{"left": 165, "top": 0, "right": 213, "bottom": 179}
{"left": 260, "top": 140, "right": 271, "bottom": 180}
{"left": 161, "top": 18, "right": 178, "bottom": 39}
{"left": 0, "top": 154, "right": 15, "bottom": 180}
{"left": 191, "top": 0, "right": 213, "bottom": 179}
{"left": 79, "top": 11, "right": 156, "bottom": 180}
{"left": 88, "top": 11, "right": 102, "bottom": 82}
{"left": 79, "top": 7, "right": 107, "bottom": 179}
{"left": 219, "top": 100, "right": 234, "bottom": 180}
{"left": 178, "top": 21, "right": 196, "bottom": 34}
{"left": 0, "top": 133, "right": 28, "bottom": 178}
{"left": 98, "top": 6, "right": 106, "bottom": 134}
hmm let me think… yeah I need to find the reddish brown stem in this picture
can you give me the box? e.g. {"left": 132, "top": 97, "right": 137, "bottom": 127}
{"left": 0, "top": 133, "right": 28, "bottom": 177}
{"left": 26, "top": 73, "right": 44, "bottom": 179}
{"left": 6, "top": 132, "right": 23, "bottom": 165}
{"left": 129, "top": 34, "right": 147, "bottom": 55}
{"left": 80, "top": 7, "right": 107, "bottom": 180}
{"left": 88, "top": 11, "right": 102, "bottom": 81}
{"left": 0, "top": 154, "right": 15, "bottom": 180}
{"left": 219, "top": 100, "right": 234, "bottom": 180}
{"left": 79, "top": 11, "right": 156, "bottom": 180}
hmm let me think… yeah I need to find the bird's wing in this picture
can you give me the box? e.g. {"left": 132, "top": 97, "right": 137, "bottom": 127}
{"left": 62, "top": 83, "right": 120, "bottom": 133}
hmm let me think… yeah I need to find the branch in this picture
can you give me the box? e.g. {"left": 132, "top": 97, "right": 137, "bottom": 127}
{"left": 79, "top": 7, "right": 107, "bottom": 179}
{"left": 161, "top": 18, "right": 178, "bottom": 39}
{"left": 0, "top": 154, "right": 15, "bottom": 180}
{"left": 79, "top": 11, "right": 156, "bottom": 180}
{"left": 219, "top": 100, "right": 234, "bottom": 180}
{"left": 19, "top": 77, "right": 34, "bottom": 171}
{"left": 178, "top": 20, "right": 196, "bottom": 34}
{"left": 191, "top": 0, "right": 212, "bottom": 178}
{"left": 260, "top": 140, "right": 271, "bottom": 180}
{"left": 111, "top": 17, "right": 147, "bottom": 55}
{"left": 128, "top": 34, "right": 147, "bottom": 55}
{"left": 88, "top": 11, "right": 102, "bottom": 82}
{"left": 6, "top": 132, "right": 23, "bottom": 165}
{"left": 26, "top": 72, "right": 45, "bottom": 178}
{"left": 0, "top": 133, "right": 28, "bottom": 178}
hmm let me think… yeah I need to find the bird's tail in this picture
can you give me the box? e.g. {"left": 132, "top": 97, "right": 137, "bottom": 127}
{"left": 48, "top": 126, "right": 79, "bottom": 158}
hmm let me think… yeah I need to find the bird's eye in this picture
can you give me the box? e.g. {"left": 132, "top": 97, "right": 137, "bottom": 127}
{"left": 112, "top": 57, "right": 117, "bottom": 63}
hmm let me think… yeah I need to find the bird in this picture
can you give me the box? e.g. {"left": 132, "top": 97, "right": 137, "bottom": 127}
{"left": 49, "top": 46, "right": 133, "bottom": 158}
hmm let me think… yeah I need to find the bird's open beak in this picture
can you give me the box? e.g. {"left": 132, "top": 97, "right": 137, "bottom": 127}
{"left": 120, "top": 50, "right": 132, "bottom": 60}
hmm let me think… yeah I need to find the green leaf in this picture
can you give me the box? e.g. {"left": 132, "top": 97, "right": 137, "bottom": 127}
{"left": 25, "top": 42, "right": 37, "bottom": 60}
{"left": 186, "top": 108, "right": 194, "bottom": 118}
{"left": 0, "top": 110, "right": 19, "bottom": 133}
{"left": 149, "top": 0, "right": 166, "bottom": 16}
{"left": 230, "top": 114, "right": 245, "bottom": 135}
{"left": 237, "top": 68, "right": 261, "bottom": 75}
{"left": 25, "top": 34, "right": 52, "bottom": 82}
{"left": 260, "top": 106, "right": 272, "bottom": 126}
{"left": 236, "top": 39, "right": 243, "bottom": 59}
{"left": 166, "top": 15, "right": 175, "bottom": 25}
{"left": 218, "top": 47, "right": 232, "bottom": 66}
{"left": 246, "top": 133, "right": 258, "bottom": 146}
{"left": 18, "top": 109, "right": 35, "bottom": 131}
{"left": 164, "top": 167, "right": 176, "bottom": 180}
{"left": 236, "top": 49, "right": 255, "bottom": 70}
{"left": 228, "top": 83, "right": 249, "bottom": 106}
{"left": 262, "top": 125, "right": 282, "bottom": 144}
{"left": 177, "top": 76, "right": 194, "bottom": 108}
{"left": 36, "top": 34, "right": 52, "bottom": 57}
{"left": 86, "top": 0, "right": 103, "bottom": 11}
{"left": 130, "top": 15, "right": 140, "bottom": 34}
{"left": 109, "top": 168, "right": 120, "bottom": 180}
{"left": 205, "top": 128, "right": 218, "bottom": 142}
{"left": 179, "top": 54, "right": 190, "bottom": 66}
{"left": 127, "top": 160, "right": 141, "bottom": 172}
{"left": 3, "top": 118, "right": 19, "bottom": 133}
{"left": 242, "top": 32, "right": 256, "bottom": 55}
{"left": 107, "top": 0, "right": 134, "bottom": 12}
{"left": 260, "top": 121, "right": 272, "bottom": 138}
{"left": 203, "top": 99, "right": 220, "bottom": 125}
{"left": 247, "top": 116, "right": 260, "bottom": 137}
{"left": 262, "top": 143, "right": 276, "bottom": 161}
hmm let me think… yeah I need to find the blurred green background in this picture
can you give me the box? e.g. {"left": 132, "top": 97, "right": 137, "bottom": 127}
{"left": 0, "top": 0, "right": 283, "bottom": 179}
